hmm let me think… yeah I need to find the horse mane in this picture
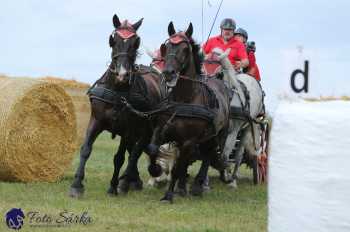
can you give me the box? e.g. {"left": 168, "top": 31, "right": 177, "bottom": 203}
{"left": 188, "top": 38, "right": 202, "bottom": 75}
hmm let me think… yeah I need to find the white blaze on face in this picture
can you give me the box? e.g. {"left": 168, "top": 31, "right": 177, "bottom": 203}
{"left": 119, "top": 64, "right": 127, "bottom": 76}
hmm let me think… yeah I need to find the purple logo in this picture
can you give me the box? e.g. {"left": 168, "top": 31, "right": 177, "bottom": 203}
{"left": 5, "top": 208, "right": 25, "bottom": 230}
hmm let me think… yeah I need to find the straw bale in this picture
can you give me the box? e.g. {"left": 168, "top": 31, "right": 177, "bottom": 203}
{"left": 41, "top": 77, "right": 91, "bottom": 144}
{"left": 303, "top": 96, "right": 350, "bottom": 102}
{"left": 0, "top": 78, "right": 77, "bottom": 182}
{"left": 40, "top": 76, "right": 90, "bottom": 89}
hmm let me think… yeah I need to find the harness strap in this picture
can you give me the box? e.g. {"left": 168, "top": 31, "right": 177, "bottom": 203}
{"left": 87, "top": 86, "right": 128, "bottom": 106}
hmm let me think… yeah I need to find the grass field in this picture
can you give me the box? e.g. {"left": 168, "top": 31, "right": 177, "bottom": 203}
{"left": 0, "top": 132, "right": 267, "bottom": 232}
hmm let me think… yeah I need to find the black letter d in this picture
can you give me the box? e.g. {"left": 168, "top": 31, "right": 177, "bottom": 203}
{"left": 290, "top": 60, "right": 309, "bottom": 93}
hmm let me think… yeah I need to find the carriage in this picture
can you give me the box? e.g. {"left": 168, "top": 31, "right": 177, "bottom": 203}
{"left": 70, "top": 15, "right": 269, "bottom": 202}
{"left": 202, "top": 53, "right": 270, "bottom": 184}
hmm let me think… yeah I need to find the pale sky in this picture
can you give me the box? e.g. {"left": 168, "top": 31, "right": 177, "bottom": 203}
{"left": 1, "top": 0, "right": 349, "bottom": 111}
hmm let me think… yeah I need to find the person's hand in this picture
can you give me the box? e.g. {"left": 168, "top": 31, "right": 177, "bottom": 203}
{"left": 234, "top": 61, "right": 242, "bottom": 70}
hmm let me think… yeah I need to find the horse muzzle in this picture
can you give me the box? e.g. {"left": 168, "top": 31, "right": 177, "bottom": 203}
{"left": 165, "top": 74, "right": 179, "bottom": 88}
{"left": 115, "top": 74, "right": 128, "bottom": 83}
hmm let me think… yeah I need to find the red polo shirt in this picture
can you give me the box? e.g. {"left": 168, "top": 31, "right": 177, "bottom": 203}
{"left": 203, "top": 35, "right": 248, "bottom": 65}
{"left": 247, "top": 51, "right": 261, "bottom": 81}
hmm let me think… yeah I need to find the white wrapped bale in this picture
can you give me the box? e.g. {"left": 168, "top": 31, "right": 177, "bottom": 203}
{"left": 269, "top": 100, "right": 350, "bottom": 232}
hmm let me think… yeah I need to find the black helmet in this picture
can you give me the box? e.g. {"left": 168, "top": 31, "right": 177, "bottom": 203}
{"left": 234, "top": 28, "right": 248, "bottom": 40}
{"left": 247, "top": 41, "right": 256, "bottom": 52}
{"left": 220, "top": 18, "right": 236, "bottom": 31}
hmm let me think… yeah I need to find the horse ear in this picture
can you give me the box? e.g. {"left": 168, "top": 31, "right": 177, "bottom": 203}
{"left": 109, "top": 34, "right": 115, "bottom": 47}
{"left": 113, "top": 14, "right": 121, "bottom": 28}
{"left": 185, "top": 22, "right": 193, "bottom": 38}
{"left": 160, "top": 43, "right": 167, "bottom": 58}
{"left": 132, "top": 18, "right": 144, "bottom": 31}
{"left": 168, "top": 22, "right": 176, "bottom": 36}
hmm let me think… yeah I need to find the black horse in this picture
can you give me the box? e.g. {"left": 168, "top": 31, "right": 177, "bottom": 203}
{"left": 69, "top": 14, "right": 163, "bottom": 198}
{"left": 146, "top": 22, "right": 231, "bottom": 203}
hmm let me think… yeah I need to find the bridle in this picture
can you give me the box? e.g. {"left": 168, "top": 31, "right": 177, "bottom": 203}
{"left": 163, "top": 33, "right": 193, "bottom": 78}
{"left": 109, "top": 26, "right": 139, "bottom": 79}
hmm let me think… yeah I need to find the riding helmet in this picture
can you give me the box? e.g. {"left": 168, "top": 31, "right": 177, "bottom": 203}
{"left": 220, "top": 18, "right": 236, "bottom": 31}
{"left": 234, "top": 28, "right": 248, "bottom": 40}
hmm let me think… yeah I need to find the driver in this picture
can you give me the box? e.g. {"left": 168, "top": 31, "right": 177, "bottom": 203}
{"left": 203, "top": 18, "right": 249, "bottom": 72}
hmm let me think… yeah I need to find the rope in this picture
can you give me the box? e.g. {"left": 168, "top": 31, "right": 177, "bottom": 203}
{"left": 205, "top": 0, "right": 224, "bottom": 44}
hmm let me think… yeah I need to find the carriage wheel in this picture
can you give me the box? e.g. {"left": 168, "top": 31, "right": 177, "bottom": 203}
{"left": 258, "top": 151, "right": 268, "bottom": 183}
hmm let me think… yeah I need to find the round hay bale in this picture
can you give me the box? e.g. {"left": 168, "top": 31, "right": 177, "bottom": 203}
{"left": 40, "top": 77, "right": 91, "bottom": 145}
{"left": 0, "top": 78, "right": 77, "bottom": 182}
{"left": 40, "top": 76, "right": 90, "bottom": 89}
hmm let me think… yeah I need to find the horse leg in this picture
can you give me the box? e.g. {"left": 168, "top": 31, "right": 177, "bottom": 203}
{"left": 160, "top": 141, "right": 191, "bottom": 203}
{"left": 217, "top": 127, "right": 234, "bottom": 183}
{"left": 107, "top": 136, "right": 128, "bottom": 195}
{"left": 146, "top": 126, "right": 163, "bottom": 177}
{"left": 160, "top": 157, "right": 188, "bottom": 203}
{"left": 191, "top": 157, "right": 210, "bottom": 196}
{"left": 160, "top": 167, "right": 178, "bottom": 203}
{"left": 243, "top": 123, "right": 261, "bottom": 185}
{"left": 220, "top": 120, "right": 245, "bottom": 183}
{"left": 227, "top": 144, "right": 244, "bottom": 189}
{"left": 222, "top": 120, "right": 240, "bottom": 165}
{"left": 176, "top": 143, "right": 198, "bottom": 197}
{"left": 69, "top": 117, "right": 102, "bottom": 198}
{"left": 118, "top": 136, "right": 148, "bottom": 193}
{"left": 176, "top": 165, "right": 189, "bottom": 197}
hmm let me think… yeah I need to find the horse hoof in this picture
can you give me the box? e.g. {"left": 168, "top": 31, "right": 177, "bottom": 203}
{"left": 160, "top": 198, "right": 173, "bottom": 204}
{"left": 176, "top": 188, "right": 187, "bottom": 197}
{"left": 107, "top": 187, "right": 118, "bottom": 196}
{"left": 69, "top": 187, "right": 84, "bottom": 198}
{"left": 227, "top": 180, "right": 238, "bottom": 189}
{"left": 190, "top": 184, "right": 203, "bottom": 197}
{"left": 220, "top": 170, "right": 233, "bottom": 183}
{"left": 203, "top": 184, "right": 211, "bottom": 192}
{"left": 129, "top": 179, "right": 143, "bottom": 191}
{"left": 160, "top": 193, "right": 173, "bottom": 203}
{"left": 147, "top": 178, "right": 155, "bottom": 187}
{"left": 118, "top": 179, "right": 130, "bottom": 194}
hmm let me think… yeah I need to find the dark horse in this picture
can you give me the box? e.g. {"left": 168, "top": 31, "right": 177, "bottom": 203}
{"left": 147, "top": 22, "right": 230, "bottom": 203}
{"left": 69, "top": 14, "right": 163, "bottom": 197}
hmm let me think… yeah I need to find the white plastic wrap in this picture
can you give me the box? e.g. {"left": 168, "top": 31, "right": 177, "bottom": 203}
{"left": 269, "top": 100, "right": 350, "bottom": 232}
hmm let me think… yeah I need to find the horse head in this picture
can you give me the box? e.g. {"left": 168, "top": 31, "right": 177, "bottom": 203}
{"left": 108, "top": 14, "right": 143, "bottom": 86}
{"left": 160, "top": 22, "right": 202, "bottom": 88}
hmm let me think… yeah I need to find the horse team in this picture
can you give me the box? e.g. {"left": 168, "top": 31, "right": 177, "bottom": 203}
{"left": 69, "top": 14, "right": 269, "bottom": 203}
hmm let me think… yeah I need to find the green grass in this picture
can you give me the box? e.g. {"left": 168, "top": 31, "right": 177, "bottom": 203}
{"left": 0, "top": 132, "right": 267, "bottom": 232}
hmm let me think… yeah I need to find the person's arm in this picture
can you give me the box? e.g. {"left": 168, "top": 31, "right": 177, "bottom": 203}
{"left": 247, "top": 51, "right": 256, "bottom": 66}
{"left": 240, "top": 58, "right": 249, "bottom": 68}
{"left": 202, "top": 39, "right": 212, "bottom": 55}
{"left": 247, "top": 66, "right": 257, "bottom": 76}
{"left": 234, "top": 43, "right": 249, "bottom": 70}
